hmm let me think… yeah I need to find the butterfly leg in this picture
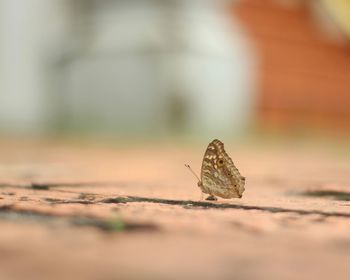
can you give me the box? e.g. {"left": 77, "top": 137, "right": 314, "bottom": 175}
{"left": 205, "top": 195, "right": 217, "bottom": 201}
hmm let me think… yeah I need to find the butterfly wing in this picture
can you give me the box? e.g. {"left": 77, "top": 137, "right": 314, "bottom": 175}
{"left": 200, "top": 139, "right": 245, "bottom": 198}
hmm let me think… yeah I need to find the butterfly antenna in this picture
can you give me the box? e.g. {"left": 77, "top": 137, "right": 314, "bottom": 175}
{"left": 184, "top": 164, "right": 201, "bottom": 182}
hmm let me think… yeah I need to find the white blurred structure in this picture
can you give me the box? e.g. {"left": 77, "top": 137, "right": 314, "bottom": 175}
{"left": 0, "top": 0, "right": 70, "bottom": 134}
{"left": 0, "top": 0, "right": 255, "bottom": 137}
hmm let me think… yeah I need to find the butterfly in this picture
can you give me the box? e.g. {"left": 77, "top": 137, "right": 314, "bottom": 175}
{"left": 185, "top": 139, "right": 245, "bottom": 200}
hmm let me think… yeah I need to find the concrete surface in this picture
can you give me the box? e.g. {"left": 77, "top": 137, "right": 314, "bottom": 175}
{"left": 0, "top": 138, "right": 349, "bottom": 280}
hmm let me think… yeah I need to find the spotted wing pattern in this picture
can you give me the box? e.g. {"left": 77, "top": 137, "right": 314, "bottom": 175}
{"left": 199, "top": 139, "right": 245, "bottom": 198}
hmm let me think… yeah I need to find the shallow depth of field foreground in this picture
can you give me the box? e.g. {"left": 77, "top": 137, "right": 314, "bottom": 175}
{"left": 0, "top": 137, "right": 349, "bottom": 280}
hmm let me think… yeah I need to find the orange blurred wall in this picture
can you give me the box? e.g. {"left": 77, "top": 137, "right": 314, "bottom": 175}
{"left": 232, "top": 0, "right": 350, "bottom": 132}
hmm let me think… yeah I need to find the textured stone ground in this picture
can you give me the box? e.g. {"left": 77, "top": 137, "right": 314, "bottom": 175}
{"left": 0, "top": 137, "right": 349, "bottom": 280}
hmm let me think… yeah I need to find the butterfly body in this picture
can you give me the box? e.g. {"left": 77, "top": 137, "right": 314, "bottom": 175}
{"left": 199, "top": 139, "right": 245, "bottom": 199}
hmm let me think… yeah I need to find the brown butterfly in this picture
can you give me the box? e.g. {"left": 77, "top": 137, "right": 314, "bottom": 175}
{"left": 186, "top": 139, "right": 245, "bottom": 200}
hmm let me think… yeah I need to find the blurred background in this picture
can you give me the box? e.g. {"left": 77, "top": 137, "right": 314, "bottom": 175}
{"left": 1, "top": 0, "right": 349, "bottom": 140}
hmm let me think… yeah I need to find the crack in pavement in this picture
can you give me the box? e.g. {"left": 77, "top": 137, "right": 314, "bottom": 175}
{"left": 101, "top": 196, "right": 350, "bottom": 217}
{"left": 42, "top": 195, "right": 350, "bottom": 219}
{"left": 300, "top": 190, "right": 350, "bottom": 201}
